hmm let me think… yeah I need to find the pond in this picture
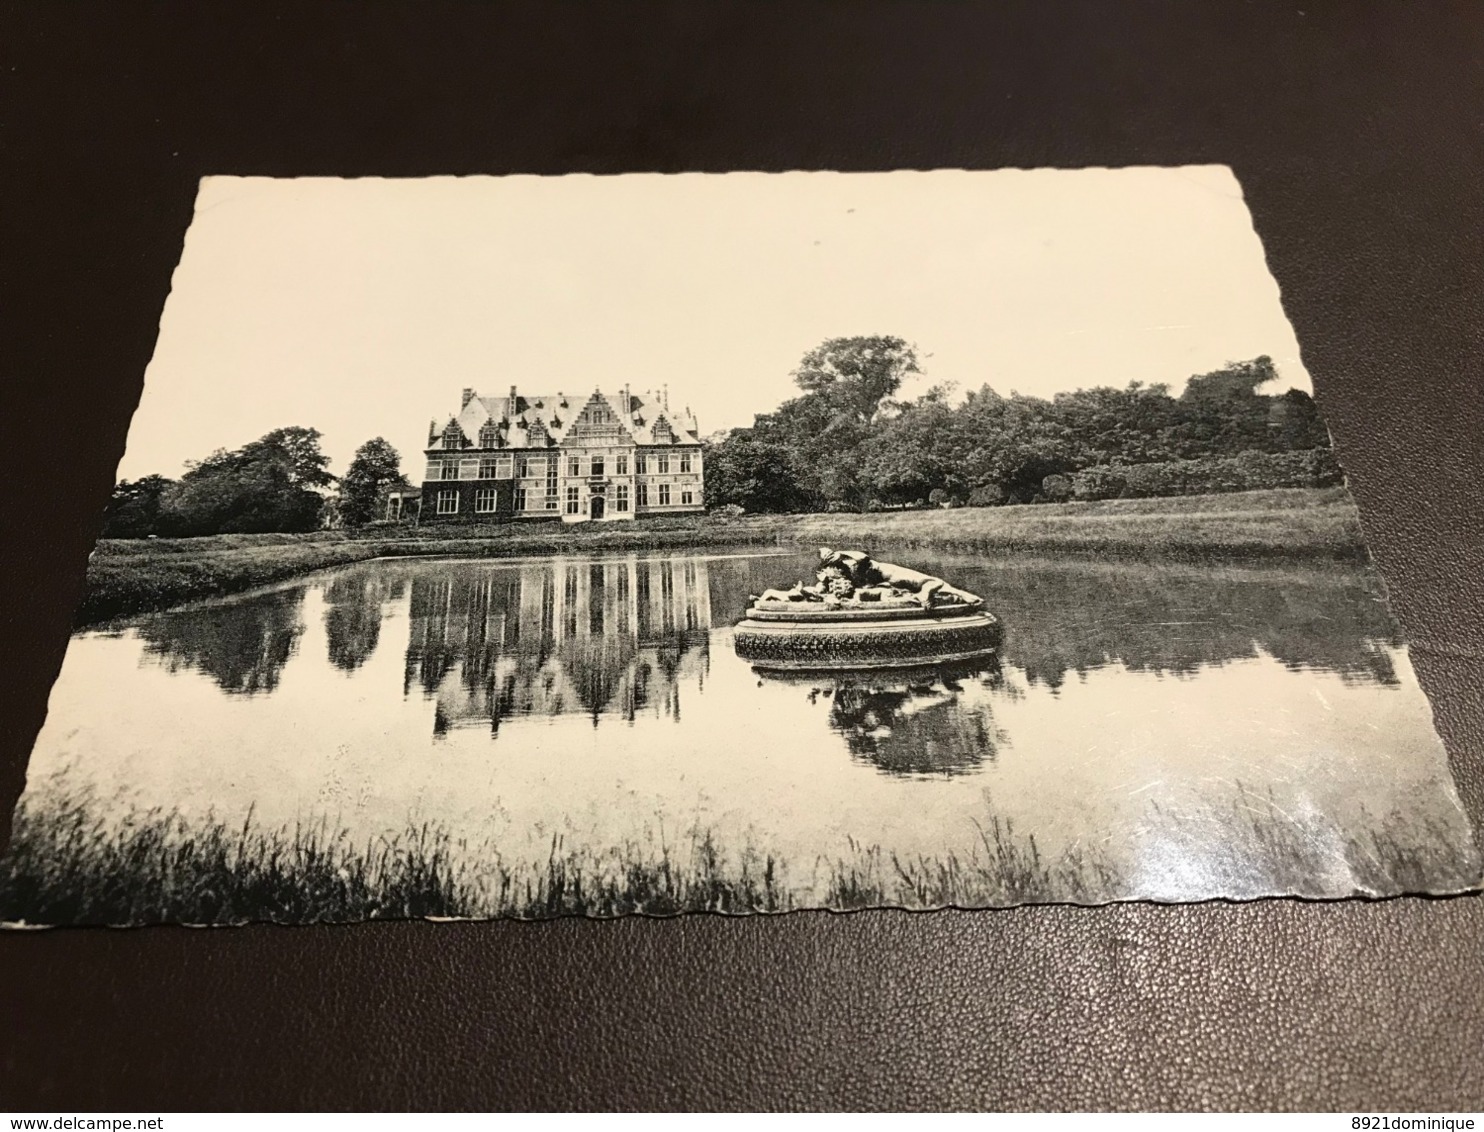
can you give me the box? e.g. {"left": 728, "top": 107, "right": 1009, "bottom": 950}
{"left": 17, "top": 546, "right": 1482, "bottom": 914}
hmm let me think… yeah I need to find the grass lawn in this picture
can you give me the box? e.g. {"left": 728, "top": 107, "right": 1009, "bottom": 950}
{"left": 79, "top": 487, "right": 1366, "bottom": 625}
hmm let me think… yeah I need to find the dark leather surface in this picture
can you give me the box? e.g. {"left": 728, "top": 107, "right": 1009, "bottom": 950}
{"left": 1, "top": 1, "right": 1481, "bottom": 1111}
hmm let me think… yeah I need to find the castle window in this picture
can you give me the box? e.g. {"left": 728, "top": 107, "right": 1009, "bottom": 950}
{"left": 478, "top": 422, "right": 500, "bottom": 448}
{"left": 568, "top": 456, "right": 581, "bottom": 477}
{"left": 636, "top": 483, "right": 649, "bottom": 508}
{"left": 681, "top": 488, "right": 694, "bottom": 506}
{"left": 616, "top": 454, "right": 628, "bottom": 476}
{"left": 615, "top": 484, "right": 629, "bottom": 511}
{"left": 442, "top": 425, "right": 464, "bottom": 450}
{"left": 680, "top": 452, "right": 693, "bottom": 473}
{"left": 517, "top": 456, "right": 530, "bottom": 478}
{"left": 590, "top": 456, "right": 604, "bottom": 477}
{"left": 658, "top": 483, "right": 671, "bottom": 506}
{"left": 516, "top": 487, "right": 527, "bottom": 511}
{"left": 657, "top": 454, "right": 670, "bottom": 474}
{"left": 565, "top": 486, "right": 581, "bottom": 515}
{"left": 479, "top": 458, "right": 500, "bottom": 479}
{"left": 474, "top": 488, "right": 498, "bottom": 514}
{"left": 545, "top": 496, "right": 558, "bottom": 510}
{"left": 436, "top": 489, "right": 459, "bottom": 515}
{"left": 635, "top": 453, "right": 647, "bottom": 475}
{"left": 440, "top": 462, "right": 459, "bottom": 481}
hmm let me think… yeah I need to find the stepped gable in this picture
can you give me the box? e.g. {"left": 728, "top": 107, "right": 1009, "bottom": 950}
{"left": 437, "top": 388, "right": 701, "bottom": 450}
{"left": 615, "top": 389, "right": 700, "bottom": 446}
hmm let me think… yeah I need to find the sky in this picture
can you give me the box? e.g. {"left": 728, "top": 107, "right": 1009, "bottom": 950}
{"left": 119, "top": 167, "right": 1313, "bottom": 480}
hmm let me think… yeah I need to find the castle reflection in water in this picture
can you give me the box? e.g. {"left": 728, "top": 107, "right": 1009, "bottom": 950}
{"left": 403, "top": 556, "right": 711, "bottom": 735}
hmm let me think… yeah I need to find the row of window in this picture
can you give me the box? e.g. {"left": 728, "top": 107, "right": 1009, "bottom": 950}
{"left": 433, "top": 484, "right": 698, "bottom": 516}
{"left": 641, "top": 452, "right": 693, "bottom": 474}
{"left": 426, "top": 451, "right": 699, "bottom": 482}
{"left": 564, "top": 452, "right": 696, "bottom": 476}
{"left": 624, "top": 484, "right": 694, "bottom": 507}
{"left": 436, "top": 487, "right": 503, "bottom": 515}
{"left": 431, "top": 457, "right": 514, "bottom": 481}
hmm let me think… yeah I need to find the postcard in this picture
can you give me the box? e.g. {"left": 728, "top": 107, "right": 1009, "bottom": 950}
{"left": 3, "top": 168, "right": 1477, "bottom": 924}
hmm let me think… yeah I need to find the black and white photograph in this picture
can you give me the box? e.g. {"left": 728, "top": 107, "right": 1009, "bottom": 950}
{"left": 3, "top": 166, "right": 1478, "bottom": 925}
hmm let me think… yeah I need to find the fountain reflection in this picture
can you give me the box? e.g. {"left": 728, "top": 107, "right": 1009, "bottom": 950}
{"left": 758, "top": 659, "right": 1009, "bottom": 778}
{"left": 403, "top": 556, "right": 711, "bottom": 736}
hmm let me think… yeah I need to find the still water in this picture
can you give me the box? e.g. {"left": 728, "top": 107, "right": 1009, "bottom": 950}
{"left": 24, "top": 548, "right": 1483, "bottom": 906}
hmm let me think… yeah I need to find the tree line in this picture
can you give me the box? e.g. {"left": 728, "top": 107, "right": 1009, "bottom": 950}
{"left": 102, "top": 428, "right": 408, "bottom": 538}
{"left": 702, "top": 336, "right": 1336, "bottom": 513}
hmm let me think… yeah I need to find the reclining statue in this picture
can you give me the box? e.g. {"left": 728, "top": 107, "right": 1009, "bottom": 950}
{"left": 755, "top": 548, "right": 980, "bottom": 610}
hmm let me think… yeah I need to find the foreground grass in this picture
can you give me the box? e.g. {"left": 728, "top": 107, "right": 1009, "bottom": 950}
{"left": 0, "top": 785, "right": 1088, "bottom": 923}
{"left": 3, "top": 770, "right": 1473, "bottom": 925}
{"left": 80, "top": 487, "right": 1365, "bottom": 626}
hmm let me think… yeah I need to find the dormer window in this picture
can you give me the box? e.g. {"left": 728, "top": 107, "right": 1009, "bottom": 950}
{"left": 478, "top": 421, "right": 500, "bottom": 448}
{"left": 441, "top": 423, "right": 464, "bottom": 450}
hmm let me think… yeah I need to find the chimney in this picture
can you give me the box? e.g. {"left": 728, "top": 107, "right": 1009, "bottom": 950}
{"left": 508, "top": 385, "right": 518, "bottom": 421}
{"left": 623, "top": 384, "right": 631, "bottom": 415}
{"left": 461, "top": 387, "right": 476, "bottom": 408}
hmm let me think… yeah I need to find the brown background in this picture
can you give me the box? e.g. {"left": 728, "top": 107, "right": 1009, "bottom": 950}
{"left": 2, "top": 1, "right": 1483, "bottom": 1111}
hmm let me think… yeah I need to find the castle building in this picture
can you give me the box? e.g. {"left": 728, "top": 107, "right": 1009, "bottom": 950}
{"left": 417, "top": 386, "right": 704, "bottom": 523}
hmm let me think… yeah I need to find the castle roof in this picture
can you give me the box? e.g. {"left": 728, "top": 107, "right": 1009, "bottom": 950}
{"left": 431, "top": 388, "right": 700, "bottom": 451}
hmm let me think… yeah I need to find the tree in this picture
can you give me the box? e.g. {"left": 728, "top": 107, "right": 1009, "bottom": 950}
{"left": 702, "top": 432, "right": 815, "bottom": 513}
{"left": 1267, "top": 389, "right": 1332, "bottom": 451}
{"left": 339, "top": 437, "right": 405, "bottom": 526}
{"left": 100, "top": 474, "right": 175, "bottom": 537}
{"left": 955, "top": 389, "right": 1075, "bottom": 503}
{"left": 792, "top": 336, "right": 921, "bottom": 427}
{"left": 160, "top": 426, "right": 335, "bottom": 535}
{"left": 244, "top": 426, "right": 337, "bottom": 489}
{"left": 856, "top": 387, "right": 961, "bottom": 505}
{"left": 1176, "top": 356, "right": 1280, "bottom": 455}
{"left": 1052, "top": 382, "right": 1185, "bottom": 466}
{"left": 749, "top": 336, "right": 924, "bottom": 510}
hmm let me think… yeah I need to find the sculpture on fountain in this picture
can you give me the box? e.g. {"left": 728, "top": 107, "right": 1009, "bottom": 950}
{"left": 738, "top": 548, "right": 1000, "bottom": 672}
{"left": 756, "top": 548, "right": 982, "bottom": 610}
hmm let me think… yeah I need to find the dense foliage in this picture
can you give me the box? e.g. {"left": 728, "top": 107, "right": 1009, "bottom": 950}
{"left": 101, "top": 426, "right": 340, "bottom": 537}
{"left": 706, "top": 341, "right": 1335, "bottom": 511}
